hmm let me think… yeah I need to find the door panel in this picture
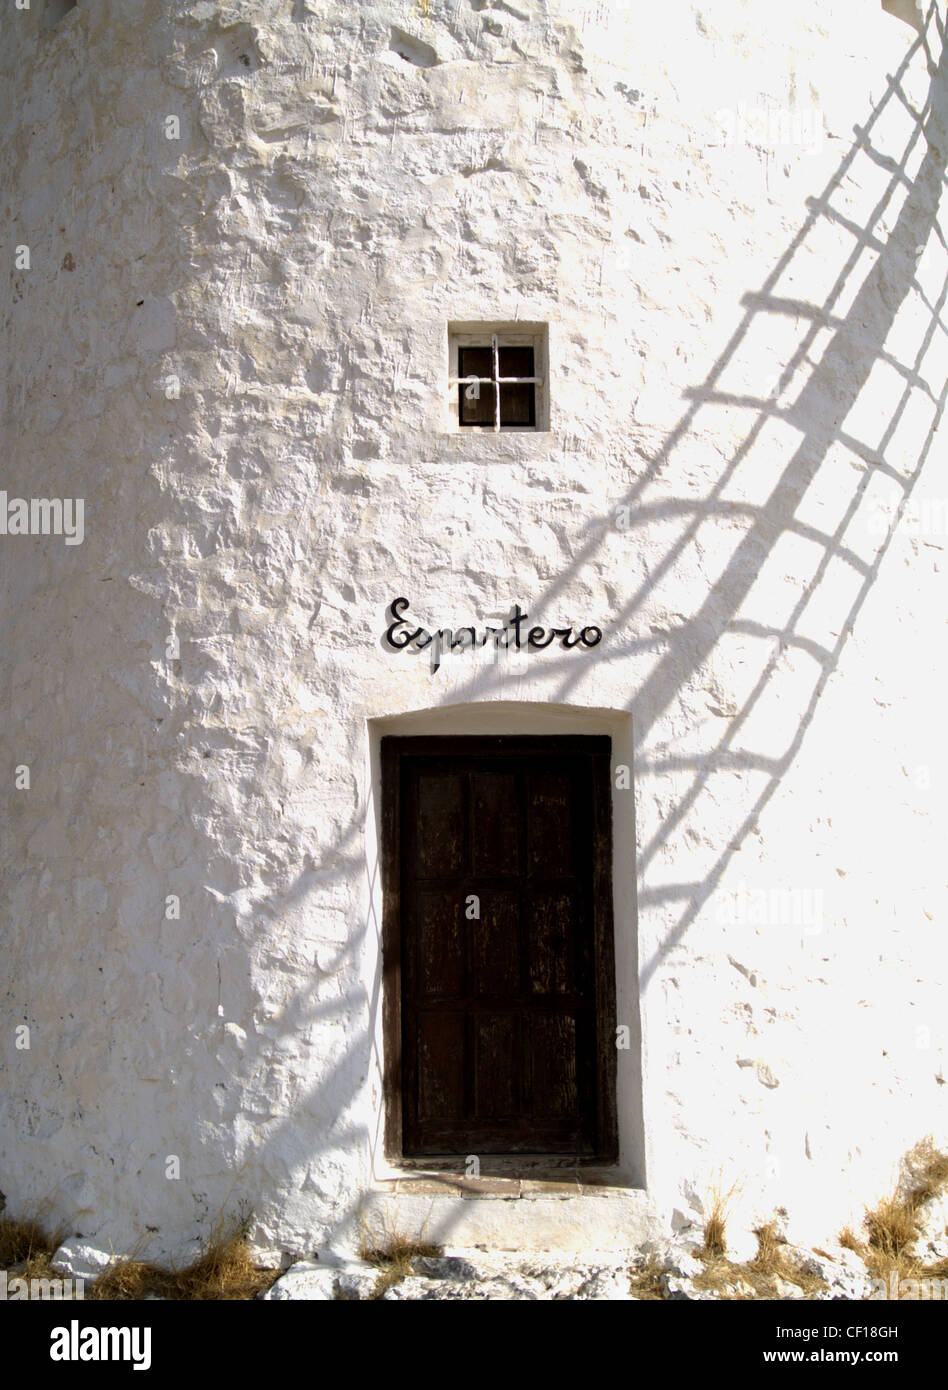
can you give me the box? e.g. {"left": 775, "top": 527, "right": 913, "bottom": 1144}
{"left": 526, "top": 889, "right": 578, "bottom": 995}
{"left": 471, "top": 770, "right": 519, "bottom": 877}
{"left": 415, "top": 773, "right": 465, "bottom": 877}
{"left": 382, "top": 735, "right": 617, "bottom": 1161}
{"left": 415, "top": 889, "right": 464, "bottom": 997}
{"left": 472, "top": 889, "right": 520, "bottom": 997}
{"left": 529, "top": 1013, "right": 579, "bottom": 1118}
{"left": 473, "top": 1013, "right": 520, "bottom": 1118}
{"left": 417, "top": 1012, "right": 465, "bottom": 1122}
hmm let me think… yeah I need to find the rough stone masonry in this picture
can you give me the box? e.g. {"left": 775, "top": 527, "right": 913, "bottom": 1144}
{"left": 1, "top": 0, "right": 947, "bottom": 1270}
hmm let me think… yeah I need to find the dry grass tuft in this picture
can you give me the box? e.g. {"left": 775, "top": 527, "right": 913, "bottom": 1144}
{"left": 20, "top": 1251, "right": 61, "bottom": 1283}
{"left": 864, "top": 1195, "right": 918, "bottom": 1263}
{"left": 90, "top": 1258, "right": 173, "bottom": 1301}
{"left": 89, "top": 1219, "right": 280, "bottom": 1301}
{"left": 0, "top": 1215, "right": 59, "bottom": 1268}
{"left": 750, "top": 1220, "right": 787, "bottom": 1278}
{"left": 627, "top": 1254, "right": 667, "bottom": 1300}
{"left": 902, "top": 1138, "right": 948, "bottom": 1208}
{"left": 701, "top": 1193, "right": 729, "bottom": 1258}
{"left": 692, "top": 1219, "right": 827, "bottom": 1300}
{"left": 846, "top": 1138, "right": 948, "bottom": 1294}
{"left": 165, "top": 1229, "right": 279, "bottom": 1301}
{"left": 751, "top": 1223, "right": 826, "bottom": 1299}
{"left": 358, "top": 1228, "right": 442, "bottom": 1299}
{"left": 693, "top": 1250, "right": 739, "bottom": 1295}
{"left": 690, "top": 1185, "right": 814, "bottom": 1299}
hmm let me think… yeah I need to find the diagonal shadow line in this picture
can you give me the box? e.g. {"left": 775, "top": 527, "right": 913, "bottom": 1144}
{"left": 547, "top": 72, "right": 936, "bottom": 707}
{"left": 520, "top": 30, "right": 937, "bottom": 628}
{"left": 637, "top": 314, "right": 948, "bottom": 970}
{"left": 441, "top": 32, "right": 936, "bottom": 725}
{"left": 630, "top": 112, "right": 948, "bottom": 972}
{"left": 638, "top": 232, "right": 948, "bottom": 880}
{"left": 637, "top": 359, "right": 947, "bottom": 936}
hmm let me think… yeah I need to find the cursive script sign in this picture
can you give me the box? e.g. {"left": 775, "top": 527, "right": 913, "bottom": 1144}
{"left": 384, "top": 596, "right": 603, "bottom": 673}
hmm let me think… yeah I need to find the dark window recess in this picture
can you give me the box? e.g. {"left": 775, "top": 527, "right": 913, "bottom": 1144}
{"left": 458, "top": 346, "right": 536, "bottom": 428}
{"left": 381, "top": 735, "right": 618, "bottom": 1163}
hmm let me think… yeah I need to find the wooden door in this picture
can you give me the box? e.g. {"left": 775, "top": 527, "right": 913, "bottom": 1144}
{"left": 381, "top": 736, "right": 617, "bottom": 1162}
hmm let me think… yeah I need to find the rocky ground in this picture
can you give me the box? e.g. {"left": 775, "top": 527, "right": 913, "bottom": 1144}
{"left": 9, "top": 1184, "right": 945, "bottom": 1301}
{"left": 258, "top": 1188, "right": 948, "bottom": 1300}
{"left": 259, "top": 1240, "right": 876, "bottom": 1301}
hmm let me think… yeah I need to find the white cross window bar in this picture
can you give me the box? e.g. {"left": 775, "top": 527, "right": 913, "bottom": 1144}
{"left": 448, "top": 333, "right": 544, "bottom": 431}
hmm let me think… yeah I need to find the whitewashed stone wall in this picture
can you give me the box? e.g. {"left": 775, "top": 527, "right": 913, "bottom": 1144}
{"left": 1, "top": 0, "right": 946, "bottom": 1262}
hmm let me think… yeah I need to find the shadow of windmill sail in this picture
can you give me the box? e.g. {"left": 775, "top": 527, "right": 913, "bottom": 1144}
{"left": 614, "top": 19, "right": 948, "bottom": 990}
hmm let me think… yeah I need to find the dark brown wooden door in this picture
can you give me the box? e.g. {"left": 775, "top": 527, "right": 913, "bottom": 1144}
{"left": 381, "top": 736, "right": 617, "bottom": 1161}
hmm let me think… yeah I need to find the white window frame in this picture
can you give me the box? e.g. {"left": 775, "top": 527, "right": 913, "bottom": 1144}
{"left": 446, "top": 322, "right": 550, "bottom": 432}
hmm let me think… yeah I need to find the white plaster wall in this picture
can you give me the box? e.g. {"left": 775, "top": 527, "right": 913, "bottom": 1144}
{"left": 1, "top": 0, "right": 947, "bottom": 1260}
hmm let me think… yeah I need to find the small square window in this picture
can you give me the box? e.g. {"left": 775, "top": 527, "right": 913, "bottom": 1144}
{"left": 447, "top": 323, "right": 549, "bottom": 432}
{"left": 458, "top": 345, "right": 537, "bottom": 428}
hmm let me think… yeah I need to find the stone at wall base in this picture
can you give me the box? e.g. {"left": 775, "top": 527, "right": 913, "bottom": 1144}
{"left": 50, "top": 1240, "right": 113, "bottom": 1282}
